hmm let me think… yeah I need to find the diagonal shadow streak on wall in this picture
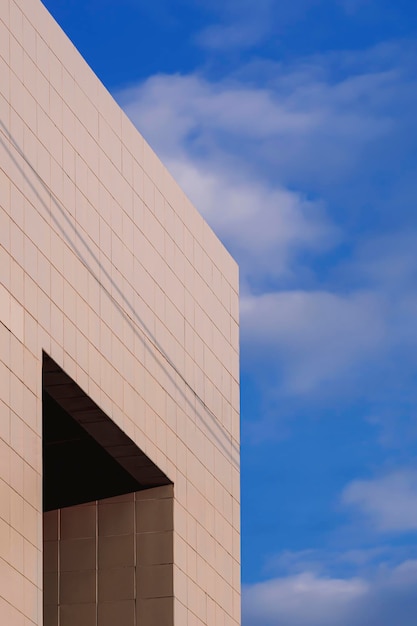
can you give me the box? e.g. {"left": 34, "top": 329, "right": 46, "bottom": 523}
{"left": 0, "top": 119, "right": 239, "bottom": 465}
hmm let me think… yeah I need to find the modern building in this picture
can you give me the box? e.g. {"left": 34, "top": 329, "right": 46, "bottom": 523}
{"left": 0, "top": 1, "right": 240, "bottom": 624}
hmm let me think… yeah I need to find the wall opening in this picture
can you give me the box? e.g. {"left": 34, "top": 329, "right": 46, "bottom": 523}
{"left": 42, "top": 354, "right": 174, "bottom": 626}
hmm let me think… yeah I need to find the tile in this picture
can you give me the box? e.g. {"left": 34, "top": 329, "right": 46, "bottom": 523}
{"left": 98, "top": 534, "right": 134, "bottom": 569}
{"left": 137, "top": 564, "right": 173, "bottom": 599}
{"left": 60, "top": 569, "right": 96, "bottom": 605}
{"left": 60, "top": 603, "right": 96, "bottom": 626}
{"left": 43, "top": 604, "right": 59, "bottom": 626}
{"left": 60, "top": 504, "right": 96, "bottom": 540}
{"left": 97, "top": 600, "right": 134, "bottom": 626}
{"left": 43, "top": 571, "right": 58, "bottom": 606}
{"left": 135, "top": 485, "right": 174, "bottom": 501}
{"left": 60, "top": 537, "right": 96, "bottom": 572}
{"left": 98, "top": 501, "right": 134, "bottom": 537}
{"left": 136, "top": 531, "right": 173, "bottom": 566}
{"left": 10, "top": 490, "right": 24, "bottom": 536}
{"left": 43, "top": 540, "right": 58, "bottom": 573}
{"left": 136, "top": 597, "right": 173, "bottom": 626}
{"left": 43, "top": 510, "right": 58, "bottom": 541}
{"left": 136, "top": 498, "right": 173, "bottom": 533}
{"left": 0, "top": 478, "right": 10, "bottom": 524}
{"left": 98, "top": 566, "right": 135, "bottom": 602}
{"left": 10, "top": 526, "right": 24, "bottom": 572}
{"left": 0, "top": 517, "right": 10, "bottom": 563}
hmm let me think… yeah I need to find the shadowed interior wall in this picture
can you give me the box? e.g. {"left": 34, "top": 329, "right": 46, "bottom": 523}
{"left": 44, "top": 487, "right": 174, "bottom": 626}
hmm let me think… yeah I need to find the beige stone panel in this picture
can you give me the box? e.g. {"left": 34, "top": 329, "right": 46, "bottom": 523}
{"left": 0, "top": 286, "right": 24, "bottom": 344}
{"left": 0, "top": 556, "right": 24, "bottom": 612}
{"left": 0, "top": 518, "right": 10, "bottom": 565}
{"left": 23, "top": 458, "right": 37, "bottom": 508}
{"left": 9, "top": 28, "right": 24, "bottom": 82}
{"left": 23, "top": 500, "right": 40, "bottom": 547}
{"left": 173, "top": 564, "right": 188, "bottom": 605}
{"left": 0, "top": 596, "right": 26, "bottom": 626}
{"left": 10, "top": 492, "right": 24, "bottom": 544}
{"left": 0, "top": 16, "right": 10, "bottom": 65}
{"left": 0, "top": 241, "right": 10, "bottom": 298}
{"left": 23, "top": 576, "right": 38, "bottom": 622}
{"left": 0, "top": 478, "right": 11, "bottom": 526}
{"left": 9, "top": 524, "right": 24, "bottom": 576}
{"left": 98, "top": 116, "right": 122, "bottom": 171}
{"left": 0, "top": 379, "right": 11, "bottom": 434}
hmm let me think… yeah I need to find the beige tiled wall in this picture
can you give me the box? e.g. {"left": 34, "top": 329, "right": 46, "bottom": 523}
{"left": 0, "top": 0, "right": 240, "bottom": 625}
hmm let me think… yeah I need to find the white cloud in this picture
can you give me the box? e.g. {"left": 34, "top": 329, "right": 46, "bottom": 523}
{"left": 342, "top": 469, "right": 417, "bottom": 532}
{"left": 118, "top": 50, "right": 415, "bottom": 286}
{"left": 119, "top": 72, "right": 323, "bottom": 154}
{"left": 192, "top": 0, "right": 275, "bottom": 51}
{"left": 347, "top": 232, "right": 417, "bottom": 293}
{"left": 119, "top": 73, "right": 338, "bottom": 285}
{"left": 119, "top": 62, "right": 397, "bottom": 174}
{"left": 241, "top": 289, "right": 387, "bottom": 392}
{"left": 243, "top": 560, "right": 417, "bottom": 626}
{"left": 264, "top": 546, "right": 392, "bottom": 577}
{"left": 188, "top": 0, "right": 387, "bottom": 51}
{"left": 243, "top": 572, "right": 367, "bottom": 626}
{"left": 116, "top": 43, "right": 417, "bottom": 398}
{"left": 197, "top": 21, "right": 266, "bottom": 51}
{"left": 169, "top": 159, "right": 335, "bottom": 285}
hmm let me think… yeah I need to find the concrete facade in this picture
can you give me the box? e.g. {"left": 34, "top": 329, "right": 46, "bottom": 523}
{"left": 0, "top": 0, "right": 240, "bottom": 624}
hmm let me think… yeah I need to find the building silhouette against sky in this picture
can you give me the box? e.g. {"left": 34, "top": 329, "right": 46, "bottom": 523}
{"left": 0, "top": 1, "right": 240, "bottom": 624}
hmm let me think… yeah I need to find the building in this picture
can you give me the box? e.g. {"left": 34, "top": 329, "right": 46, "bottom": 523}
{"left": 0, "top": 0, "right": 240, "bottom": 624}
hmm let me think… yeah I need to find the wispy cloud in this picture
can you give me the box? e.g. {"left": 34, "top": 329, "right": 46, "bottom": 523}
{"left": 189, "top": 0, "right": 396, "bottom": 52}
{"left": 342, "top": 469, "right": 417, "bottom": 533}
{"left": 196, "top": 21, "right": 267, "bottom": 51}
{"left": 243, "top": 559, "right": 417, "bottom": 626}
{"left": 119, "top": 71, "right": 339, "bottom": 288}
{"left": 264, "top": 545, "right": 405, "bottom": 578}
{"left": 192, "top": 0, "right": 275, "bottom": 51}
{"left": 241, "top": 289, "right": 387, "bottom": 393}
{"left": 243, "top": 572, "right": 367, "bottom": 626}
{"left": 118, "top": 43, "right": 417, "bottom": 279}
{"left": 117, "top": 41, "right": 417, "bottom": 403}
{"left": 169, "top": 160, "right": 336, "bottom": 287}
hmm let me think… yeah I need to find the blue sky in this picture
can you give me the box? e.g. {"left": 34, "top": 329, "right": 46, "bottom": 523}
{"left": 42, "top": 1, "right": 417, "bottom": 623}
